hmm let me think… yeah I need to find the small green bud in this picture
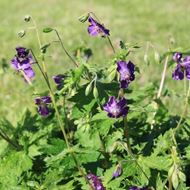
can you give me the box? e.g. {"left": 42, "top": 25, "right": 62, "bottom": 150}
{"left": 144, "top": 54, "right": 149, "bottom": 65}
{"left": 154, "top": 51, "right": 160, "bottom": 63}
{"left": 85, "top": 82, "right": 93, "bottom": 96}
{"left": 24, "top": 15, "right": 31, "bottom": 22}
{"left": 93, "top": 86, "right": 99, "bottom": 99}
{"left": 18, "top": 30, "right": 25, "bottom": 38}
{"left": 78, "top": 13, "right": 89, "bottom": 23}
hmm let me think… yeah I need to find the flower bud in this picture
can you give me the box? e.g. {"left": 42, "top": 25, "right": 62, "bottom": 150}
{"left": 24, "top": 15, "right": 31, "bottom": 22}
{"left": 18, "top": 30, "right": 25, "bottom": 38}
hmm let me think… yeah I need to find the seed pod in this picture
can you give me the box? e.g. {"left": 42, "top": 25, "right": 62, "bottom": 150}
{"left": 24, "top": 15, "right": 31, "bottom": 22}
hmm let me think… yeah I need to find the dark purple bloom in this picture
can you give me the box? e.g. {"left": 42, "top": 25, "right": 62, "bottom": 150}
{"left": 129, "top": 186, "right": 148, "bottom": 190}
{"left": 88, "top": 16, "right": 110, "bottom": 37}
{"left": 117, "top": 61, "right": 135, "bottom": 88}
{"left": 87, "top": 173, "right": 105, "bottom": 190}
{"left": 172, "top": 64, "right": 184, "bottom": 80}
{"left": 103, "top": 96, "right": 129, "bottom": 118}
{"left": 112, "top": 164, "right": 122, "bottom": 178}
{"left": 172, "top": 53, "right": 190, "bottom": 80}
{"left": 52, "top": 74, "right": 65, "bottom": 85}
{"left": 183, "top": 56, "right": 190, "bottom": 68}
{"left": 35, "top": 96, "right": 52, "bottom": 116}
{"left": 173, "top": 52, "right": 182, "bottom": 63}
{"left": 11, "top": 47, "right": 35, "bottom": 81}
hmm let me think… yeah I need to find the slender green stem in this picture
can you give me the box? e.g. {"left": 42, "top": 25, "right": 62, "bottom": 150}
{"left": 157, "top": 56, "right": 169, "bottom": 98}
{"left": 0, "top": 130, "right": 20, "bottom": 150}
{"left": 124, "top": 117, "right": 132, "bottom": 155}
{"left": 31, "top": 16, "right": 48, "bottom": 80}
{"left": 54, "top": 29, "right": 79, "bottom": 67}
{"left": 174, "top": 81, "right": 190, "bottom": 132}
{"left": 107, "top": 36, "right": 115, "bottom": 53}
{"left": 119, "top": 141, "right": 149, "bottom": 181}
{"left": 32, "top": 51, "right": 94, "bottom": 190}
{"left": 99, "top": 133, "right": 110, "bottom": 166}
{"left": 123, "top": 117, "right": 149, "bottom": 182}
{"left": 168, "top": 177, "right": 173, "bottom": 190}
{"left": 30, "top": 18, "right": 93, "bottom": 189}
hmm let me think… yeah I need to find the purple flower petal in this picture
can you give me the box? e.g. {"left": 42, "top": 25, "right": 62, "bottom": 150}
{"left": 117, "top": 61, "right": 135, "bottom": 89}
{"left": 183, "top": 56, "right": 190, "bottom": 68}
{"left": 186, "top": 67, "right": 190, "bottom": 80}
{"left": 52, "top": 74, "right": 65, "bottom": 85}
{"left": 87, "top": 173, "right": 105, "bottom": 190}
{"left": 11, "top": 57, "right": 19, "bottom": 70}
{"left": 112, "top": 164, "right": 122, "bottom": 178}
{"left": 172, "top": 65, "right": 184, "bottom": 80}
{"left": 34, "top": 96, "right": 51, "bottom": 116}
{"left": 23, "top": 67, "right": 35, "bottom": 79}
{"left": 87, "top": 16, "right": 110, "bottom": 37}
{"left": 38, "top": 106, "right": 49, "bottom": 116}
{"left": 173, "top": 52, "right": 182, "bottom": 63}
{"left": 41, "top": 96, "right": 52, "bottom": 104}
{"left": 103, "top": 96, "right": 128, "bottom": 118}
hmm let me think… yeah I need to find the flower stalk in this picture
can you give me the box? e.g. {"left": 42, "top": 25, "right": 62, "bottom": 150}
{"left": 54, "top": 29, "right": 79, "bottom": 67}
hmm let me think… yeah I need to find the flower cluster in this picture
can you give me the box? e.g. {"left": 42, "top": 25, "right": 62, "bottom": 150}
{"left": 87, "top": 173, "right": 105, "bottom": 190}
{"left": 88, "top": 16, "right": 110, "bottom": 37}
{"left": 172, "top": 52, "right": 190, "bottom": 80}
{"left": 103, "top": 61, "right": 135, "bottom": 118}
{"left": 11, "top": 47, "right": 35, "bottom": 81}
{"left": 35, "top": 96, "right": 52, "bottom": 116}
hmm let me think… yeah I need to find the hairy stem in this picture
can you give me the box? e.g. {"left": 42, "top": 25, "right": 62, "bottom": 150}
{"left": 157, "top": 56, "right": 169, "bottom": 98}
{"left": 174, "top": 81, "right": 190, "bottom": 132}
{"left": 32, "top": 49, "right": 94, "bottom": 189}
{"left": 107, "top": 36, "right": 115, "bottom": 53}
{"left": 54, "top": 29, "right": 79, "bottom": 67}
{"left": 0, "top": 130, "right": 20, "bottom": 150}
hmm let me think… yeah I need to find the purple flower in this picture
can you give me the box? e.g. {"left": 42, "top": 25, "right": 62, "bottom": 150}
{"left": 173, "top": 52, "right": 182, "bottom": 63}
{"left": 88, "top": 16, "right": 110, "bottom": 37}
{"left": 172, "top": 53, "right": 190, "bottom": 80}
{"left": 183, "top": 56, "right": 190, "bottom": 68}
{"left": 172, "top": 64, "right": 184, "bottom": 80}
{"left": 35, "top": 96, "right": 52, "bottom": 116}
{"left": 103, "top": 96, "right": 129, "bottom": 118}
{"left": 11, "top": 47, "right": 35, "bottom": 81}
{"left": 87, "top": 173, "right": 105, "bottom": 190}
{"left": 117, "top": 61, "right": 135, "bottom": 88}
{"left": 52, "top": 74, "right": 64, "bottom": 85}
{"left": 129, "top": 186, "right": 148, "bottom": 190}
{"left": 112, "top": 164, "right": 122, "bottom": 178}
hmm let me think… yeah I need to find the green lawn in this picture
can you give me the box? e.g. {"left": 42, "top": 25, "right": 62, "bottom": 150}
{"left": 0, "top": 0, "right": 189, "bottom": 123}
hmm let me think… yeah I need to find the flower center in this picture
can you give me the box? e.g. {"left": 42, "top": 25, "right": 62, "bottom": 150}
{"left": 122, "top": 70, "right": 130, "bottom": 80}
{"left": 110, "top": 106, "right": 120, "bottom": 117}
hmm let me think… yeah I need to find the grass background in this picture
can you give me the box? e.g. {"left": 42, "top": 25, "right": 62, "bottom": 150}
{"left": 1, "top": 0, "right": 190, "bottom": 123}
